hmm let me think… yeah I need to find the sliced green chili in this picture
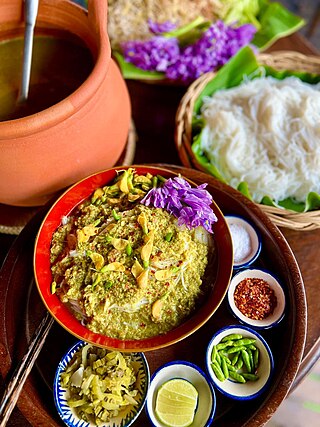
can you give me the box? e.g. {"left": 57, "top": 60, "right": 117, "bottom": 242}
{"left": 112, "top": 209, "right": 121, "bottom": 221}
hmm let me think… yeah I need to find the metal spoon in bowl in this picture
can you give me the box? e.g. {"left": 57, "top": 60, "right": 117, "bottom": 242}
{"left": 18, "top": 0, "right": 39, "bottom": 103}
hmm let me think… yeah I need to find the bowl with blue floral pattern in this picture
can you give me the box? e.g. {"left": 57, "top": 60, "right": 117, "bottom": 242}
{"left": 53, "top": 340, "right": 150, "bottom": 427}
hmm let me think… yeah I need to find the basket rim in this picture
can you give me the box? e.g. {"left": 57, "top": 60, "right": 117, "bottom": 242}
{"left": 174, "top": 50, "right": 320, "bottom": 230}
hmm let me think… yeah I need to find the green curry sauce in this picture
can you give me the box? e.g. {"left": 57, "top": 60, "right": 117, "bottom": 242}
{"left": 50, "top": 170, "right": 214, "bottom": 340}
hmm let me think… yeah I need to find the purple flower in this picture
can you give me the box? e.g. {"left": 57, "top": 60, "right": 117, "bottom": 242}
{"left": 121, "top": 37, "right": 180, "bottom": 72}
{"left": 166, "top": 20, "right": 256, "bottom": 82}
{"left": 121, "top": 20, "right": 256, "bottom": 83}
{"left": 148, "top": 19, "right": 177, "bottom": 34}
{"left": 141, "top": 177, "right": 218, "bottom": 233}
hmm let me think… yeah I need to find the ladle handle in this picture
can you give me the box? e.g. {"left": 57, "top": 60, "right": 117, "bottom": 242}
{"left": 18, "top": 0, "right": 39, "bottom": 102}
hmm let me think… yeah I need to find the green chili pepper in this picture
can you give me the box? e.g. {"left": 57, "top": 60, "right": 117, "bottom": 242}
{"left": 221, "top": 357, "right": 229, "bottom": 380}
{"left": 233, "top": 338, "right": 256, "bottom": 347}
{"left": 126, "top": 243, "right": 132, "bottom": 256}
{"left": 226, "top": 345, "right": 246, "bottom": 354}
{"left": 104, "top": 281, "right": 113, "bottom": 290}
{"left": 143, "top": 260, "right": 149, "bottom": 269}
{"left": 234, "top": 357, "right": 244, "bottom": 371}
{"left": 247, "top": 348, "right": 254, "bottom": 371}
{"left": 241, "top": 349, "right": 252, "bottom": 373}
{"left": 112, "top": 209, "right": 121, "bottom": 221}
{"left": 157, "top": 174, "right": 167, "bottom": 183}
{"left": 221, "top": 334, "right": 243, "bottom": 342}
{"left": 215, "top": 352, "right": 221, "bottom": 365}
{"left": 242, "top": 373, "right": 259, "bottom": 381}
{"left": 211, "top": 346, "right": 218, "bottom": 362}
{"left": 247, "top": 345, "right": 257, "bottom": 351}
{"left": 229, "top": 371, "right": 246, "bottom": 383}
{"left": 253, "top": 348, "right": 259, "bottom": 369}
{"left": 105, "top": 235, "right": 112, "bottom": 243}
{"left": 231, "top": 352, "right": 240, "bottom": 366}
{"left": 227, "top": 364, "right": 236, "bottom": 372}
{"left": 211, "top": 363, "right": 225, "bottom": 382}
{"left": 152, "top": 176, "right": 158, "bottom": 187}
{"left": 165, "top": 232, "right": 173, "bottom": 242}
{"left": 216, "top": 340, "right": 234, "bottom": 350}
{"left": 219, "top": 353, "right": 231, "bottom": 365}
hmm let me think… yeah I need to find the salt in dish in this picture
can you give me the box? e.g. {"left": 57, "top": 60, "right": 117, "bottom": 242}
{"left": 227, "top": 268, "right": 286, "bottom": 329}
{"left": 225, "top": 215, "right": 261, "bottom": 269}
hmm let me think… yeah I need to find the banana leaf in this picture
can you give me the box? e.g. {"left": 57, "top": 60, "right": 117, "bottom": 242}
{"left": 191, "top": 46, "right": 320, "bottom": 213}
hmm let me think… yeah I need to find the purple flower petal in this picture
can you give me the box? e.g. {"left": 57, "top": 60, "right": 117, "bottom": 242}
{"left": 148, "top": 19, "right": 177, "bottom": 34}
{"left": 140, "top": 177, "right": 218, "bottom": 233}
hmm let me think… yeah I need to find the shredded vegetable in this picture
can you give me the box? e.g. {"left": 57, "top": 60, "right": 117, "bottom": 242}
{"left": 60, "top": 345, "right": 139, "bottom": 425}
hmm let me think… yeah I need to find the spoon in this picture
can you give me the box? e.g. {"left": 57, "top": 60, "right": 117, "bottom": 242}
{"left": 18, "top": 0, "right": 39, "bottom": 103}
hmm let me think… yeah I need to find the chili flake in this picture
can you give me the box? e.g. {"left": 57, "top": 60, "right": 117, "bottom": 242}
{"left": 234, "top": 277, "right": 277, "bottom": 320}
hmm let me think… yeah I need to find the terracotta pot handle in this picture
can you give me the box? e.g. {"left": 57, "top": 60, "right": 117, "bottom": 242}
{"left": 87, "top": 0, "right": 108, "bottom": 42}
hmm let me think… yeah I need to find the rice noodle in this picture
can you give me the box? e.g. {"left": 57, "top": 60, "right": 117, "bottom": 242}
{"left": 200, "top": 76, "right": 320, "bottom": 203}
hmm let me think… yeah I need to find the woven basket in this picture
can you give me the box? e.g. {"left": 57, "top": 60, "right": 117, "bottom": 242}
{"left": 175, "top": 51, "right": 320, "bottom": 231}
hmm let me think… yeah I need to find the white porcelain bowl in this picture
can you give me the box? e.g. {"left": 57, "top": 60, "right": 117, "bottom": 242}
{"left": 206, "top": 325, "right": 274, "bottom": 400}
{"left": 145, "top": 360, "right": 216, "bottom": 427}
{"left": 53, "top": 340, "right": 150, "bottom": 427}
{"left": 225, "top": 215, "right": 261, "bottom": 269}
{"left": 227, "top": 268, "right": 286, "bottom": 329}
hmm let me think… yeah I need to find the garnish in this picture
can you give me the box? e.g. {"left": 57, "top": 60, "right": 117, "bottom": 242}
{"left": 141, "top": 176, "right": 217, "bottom": 233}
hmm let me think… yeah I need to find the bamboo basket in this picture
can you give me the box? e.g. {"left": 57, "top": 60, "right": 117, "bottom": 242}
{"left": 175, "top": 51, "right": 320, "bottom": 231}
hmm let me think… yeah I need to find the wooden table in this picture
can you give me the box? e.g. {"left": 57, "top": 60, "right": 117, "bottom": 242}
{"left": 0, "top": 32, "right": 319, "bottom": 425}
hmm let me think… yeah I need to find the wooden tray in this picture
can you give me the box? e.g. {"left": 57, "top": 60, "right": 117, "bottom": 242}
{"left": 0, "top": 166, "right": 307, "bottom": 427}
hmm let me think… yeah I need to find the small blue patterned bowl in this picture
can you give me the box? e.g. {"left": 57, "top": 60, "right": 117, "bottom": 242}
{"left": 53, "top": 340, "right": 150, "bottom": 427}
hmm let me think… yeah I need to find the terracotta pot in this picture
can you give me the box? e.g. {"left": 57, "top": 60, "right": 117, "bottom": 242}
{"left": 0, "top": 0, "right": 131, "bottom": 206}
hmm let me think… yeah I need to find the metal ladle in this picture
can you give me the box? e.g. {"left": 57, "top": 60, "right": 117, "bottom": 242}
{"left": 18, "top": 0, "right": 39, "bottom": 103}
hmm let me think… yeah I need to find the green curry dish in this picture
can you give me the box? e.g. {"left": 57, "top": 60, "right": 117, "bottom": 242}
{"left": 50, "top": 169, "right": 214, "bottom": 340}
{"left": 60, "top": 345, "right": 139, "bottom": 425}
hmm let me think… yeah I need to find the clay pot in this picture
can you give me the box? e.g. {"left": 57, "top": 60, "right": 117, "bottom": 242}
{"left": 0, "top": 0, "right": 131, "bottom": 206}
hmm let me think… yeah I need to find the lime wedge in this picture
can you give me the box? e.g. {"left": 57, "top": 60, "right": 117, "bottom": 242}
{"left": 155, "top": 379, "right": 198, "bottom": 427}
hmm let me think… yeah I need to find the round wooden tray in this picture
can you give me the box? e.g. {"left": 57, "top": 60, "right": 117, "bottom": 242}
{"left": 0, "top": 166, "right": 306, "bottom": 427}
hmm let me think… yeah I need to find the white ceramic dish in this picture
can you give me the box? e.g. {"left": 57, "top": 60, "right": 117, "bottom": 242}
{"left": 225, "top": 215, "right": 261, "bottom": 269}
{"left": 227, "top": 268, "right": 286, "bottom": 329}
{"left": 145, "top": 360, "right": 216, "bottom": 427}
{"left": 53, "top": 340, "right": 150, "bottom": 427}
{"left": 206, "top": 325, "right": 274, "bottom": 400}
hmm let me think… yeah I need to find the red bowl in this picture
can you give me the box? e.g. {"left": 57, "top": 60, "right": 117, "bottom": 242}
{"left": 34, "top": 165, "right": 233, "bottom": 351}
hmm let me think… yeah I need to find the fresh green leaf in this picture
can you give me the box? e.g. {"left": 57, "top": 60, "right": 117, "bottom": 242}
{"left": 253, "top": 1, "right": 305, "bottom": 50}
{"left": 237, "top": 182, "right": 253, "bottom": 201}
{"left": 191, "top": 132, "right": 227, "bottom": 182}
{"left": 163, "top": 16, "right": 211, "bottom": 46}
{"left": 113, "top": 51, "right": 165, "bottom": 81}
{"left": 193, "top": 47, "right": 260, "bottom": 114}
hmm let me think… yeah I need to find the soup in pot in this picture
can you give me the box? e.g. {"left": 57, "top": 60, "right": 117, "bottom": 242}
{"left": 0, "top": 34, "right": 94, "bottom": 121}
